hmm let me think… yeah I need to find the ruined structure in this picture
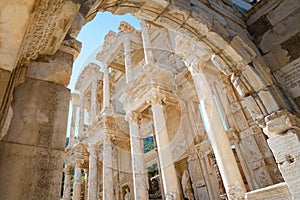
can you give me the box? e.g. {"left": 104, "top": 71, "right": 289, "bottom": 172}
{"left": 0, "top": 0, "right": 299, "bottom": 200}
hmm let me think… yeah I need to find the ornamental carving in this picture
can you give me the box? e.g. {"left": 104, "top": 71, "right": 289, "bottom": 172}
{"left": 147, "top": 93, "right": 166, "bottom": 106}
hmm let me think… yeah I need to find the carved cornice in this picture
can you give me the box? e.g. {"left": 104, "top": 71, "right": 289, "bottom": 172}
{"left": 75, "top": 63, "right": 102, "bottom": 91}
{"left": 20, "top": 0, "right": 64, "bottom": 64}
{"left": 118, "top": 21, "right": 136, "bottom": 32}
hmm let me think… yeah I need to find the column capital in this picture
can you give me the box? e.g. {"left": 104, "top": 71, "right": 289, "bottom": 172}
{"left": 74, "top": 159, "right": 84, "bottom": 168}
{"left": 125, "top": 111, "right": 141, "bottom": 125}
{"left": 87, "top": 144, "right": 98, "bottom": 154}
{"left": 63, "top": 166, "right": 72, "bottom": 175}
{"left": 105, "top": 133, "right": 116, "bottom": 145}
{"left": 147, "top": 92, "right": 166, "bottom": 106}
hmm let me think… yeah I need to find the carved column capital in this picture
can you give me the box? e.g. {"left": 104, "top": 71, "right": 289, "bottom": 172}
{"left": 88, "top": 144, "right": 98, "bottom": 155}
{"left": 147, "top": 93, "right": 166, "bottom": 106}
{"left": 125, "top": 111, "right": 141, "bottom": 125}
{"left": 105, "top": 133, "right": 116, "bottom": 144}
{"left": 74, "top": 159, "right": 84, "bottom": 168}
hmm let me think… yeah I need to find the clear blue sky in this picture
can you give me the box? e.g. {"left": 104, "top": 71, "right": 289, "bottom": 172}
{"left": 69, "top": 12, "right": 140, "bottom": 91}
{"left": 67, "top": 12, "right": 140, "bottom": 138}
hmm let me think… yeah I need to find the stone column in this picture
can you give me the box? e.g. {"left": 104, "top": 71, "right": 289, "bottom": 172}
{"left": 84, "top": 169, "right": 89, "bottom": 200}
{"left": 73, "top": 159, "right": 83, "bottom": 200}
{"left": 90, "top": 78, "right": 98, "bottom": 120}
{"left": 102, "top": 135, "right": 115, "bottom": 200}
{"left": 127, "top": 112, "right": 149, "bottom": 199}
{"left": 140, "top": 19, "right": 154, "bottom": 64}
{"left": 63, "top": 166, "right": 72, "bottom": 200}
{"left": 148, "top": 93, "right": 180, "bottom": 199}
{"left": 102, "top": 67, "right": 111, "bottom": 112}
{"left": 87, "top": 144, "right": 98, "bottom": 200}
{"left": 69, "top": 102, "right": 77, "bottom": 146}
{"left": 191, "top": 72, "right": 246, "bottom": 199}
{"left": 78, "top": 93, "right": 85, "bottom": 139}
{"left": 123, "top": 34, "right": 132, "bottom": 83}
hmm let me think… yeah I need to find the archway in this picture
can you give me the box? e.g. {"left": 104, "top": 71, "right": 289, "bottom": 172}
{"left": 0, "top": 0, "right": 299, "bottom": 199}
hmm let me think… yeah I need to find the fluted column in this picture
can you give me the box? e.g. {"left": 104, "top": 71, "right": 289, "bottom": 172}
{"left": 148, "top": 93, "right": 180, "bottom": 200}
{"left": 78, "top": 93, "right": 85, "bottom": 139}
{"left": 123, "top": 35, "right": 132, "bottom": 83}
{"left": 102, "top": 67, "right": 111, "bottom": 112}
{"left": 191, "top": 70, "right": 246, "bottom": 199}
{"left": 73, "top": 159, "right": 83, "bottom": 200}
{"left": 103, "top": 135, "right": 115, "bottom": 200}
{"left": 140, "top": 19, "right": 154, "bottom": 64}
{"left": 90, "top": 79, "right": 98, "bottom": 120}
{"left": 69, "top": 103, "right": 77, "bottom": 146}
{"left": 88, "top": 144, "right": 98, "bottom": 200}
{"left": 63, "top": 166, "right": 72, "bottom": 200}
{"left": 127, "top": 112, "right": 149, "bottom": 199}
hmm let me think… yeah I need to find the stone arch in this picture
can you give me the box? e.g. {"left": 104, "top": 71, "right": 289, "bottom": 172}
{"left": 75, "top": 0, "right": 297, "bottom": 124}
{"left": 1, "top": 0, "right": 299, "bottom": 199}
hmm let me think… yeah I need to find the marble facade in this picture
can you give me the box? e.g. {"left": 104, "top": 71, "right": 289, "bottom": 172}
{"left": 0, "top": 0, "right": 299, "bottom": 199}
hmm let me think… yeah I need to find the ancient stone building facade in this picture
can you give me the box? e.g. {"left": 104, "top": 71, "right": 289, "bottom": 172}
{"left": 0, "top": 0, "right": 299, "bottom": 200}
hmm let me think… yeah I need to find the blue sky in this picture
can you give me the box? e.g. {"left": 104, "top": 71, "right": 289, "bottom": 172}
{"left": 69, "top": 12, "right": 140, "bottom": 91}
{"left": 67, "top": 12, "right": 140, "bottom": 137}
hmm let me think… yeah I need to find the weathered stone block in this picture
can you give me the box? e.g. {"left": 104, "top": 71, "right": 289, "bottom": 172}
{"left": 268, "top": 130, "right": 300, "bottom": 198}
{"left": 243, "top": 65, "right": 266, "bottom": 92}
{"left": 263, "top": 45, "right": 290, "bottom": 72}
{"left": 0, "top": 142, "right": 65, "bottom": 200}
{"left": 155, "top": 4, "right": 190, "bottom": 30}
{"left": 3, "top": 77, "right": 70, "bottom": 150}
{"left": 230, "top": 35, "right": 257, "bottom": 64}
{"left": 26, "top": 50, "right": 73, "bottom": 86}
{"left": 244, "top": 95, "right": 264, "bottom": 121}
{"left": 259, "top": 9, "right": 300, "bottom": 53}
{"left": 245, "top": 182, "right": 292, "bottom": 200}
{"left": 267, "top": 0, "right": 300, "bottom": 26}
{"left": 263, "top": 110, "right": 300, "bottom": 138}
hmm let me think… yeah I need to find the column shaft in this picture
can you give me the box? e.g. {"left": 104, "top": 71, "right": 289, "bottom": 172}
{"left": 63, "top": 167, "right": 72, "bottom": 200}
{"left": 73, "top": 161, "right": 83, "bottom": 200}
{"left": 78, "top": 94, "right": 85, "bottom": 139}
{"left": 90, "top": 79, "right": 98, "bottom": 120}
{"left": 69, "top": 103, "right": 76, "bottom": 146}
{"left": 128, "top": 113, "right": 148, "bottom": 199}
{"left": 88, "top": 145, "right": 98, "bottom": 200}
{"left": 124, "top": 35, "right": 132, "bottom": 83}
{"left": 102, "top": 68, "right": 110, "bottom": 111}
{"left": 192, "top": 73, "right": 246, "bottom": 199}
{"left": 150, "top": 101, "right": 180, "bottom": 199}
{"left": 140, "top": 19, "right": 154, "bottom": 64}
{"left": 103, "top": 137, "right": 115, "bottom": 200}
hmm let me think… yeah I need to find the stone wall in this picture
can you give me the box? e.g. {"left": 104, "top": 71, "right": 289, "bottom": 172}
{"left": 246, "top": 0, "right": 300, "bottom": 110}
